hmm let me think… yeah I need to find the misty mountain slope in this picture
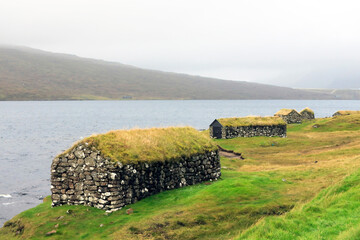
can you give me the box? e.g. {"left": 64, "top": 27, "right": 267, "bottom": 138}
{"left": 0, "top": 46, "right": 336, "bottom": 100}
{"left": 300, "top": 88, "right": 360, "bottom": 100}
{"left": 271, "top": 69, "right": 360, "bottom": 89}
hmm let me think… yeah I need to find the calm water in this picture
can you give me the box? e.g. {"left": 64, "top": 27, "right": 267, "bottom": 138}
{"left": 0, "top": 100, "right": 359, "bottom": 226}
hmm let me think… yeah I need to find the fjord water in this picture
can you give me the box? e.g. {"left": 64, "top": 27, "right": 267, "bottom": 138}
{"left": 0, "top": 100, "right": 359, "bottom": 226}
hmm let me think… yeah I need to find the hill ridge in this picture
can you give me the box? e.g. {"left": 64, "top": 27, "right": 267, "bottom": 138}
{"left": 0, "top": 46, "right": 341, "bottom": 100}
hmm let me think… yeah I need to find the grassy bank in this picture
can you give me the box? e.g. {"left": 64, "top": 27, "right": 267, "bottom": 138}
{"left": 238, "top": 167, "right": 360, "bottom": 239}
{"left": 2, "top": 115, "right": 360, "bottom": 239}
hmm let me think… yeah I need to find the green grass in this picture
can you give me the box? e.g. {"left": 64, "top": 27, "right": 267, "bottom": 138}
{"left": 217, "top": 116, "right": 286, "bottom": 127}
{"left": 238, "top": 166, "right": 360, "bottom": 240}
{"left": 2, "top": 115, "right": 360, "bottom": 239}
{"left": 288, "top": 115, "right": 360, "bottom": 132}
{"left": 61, "top": 127, "right": 218, "bottom": 164}
{"left": 0, "top": 171, "right": 294, "bottom": 240}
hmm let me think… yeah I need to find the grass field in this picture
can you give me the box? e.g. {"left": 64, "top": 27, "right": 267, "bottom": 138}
{"left": 1, "top": 115, "right": 360, "bottom": 239}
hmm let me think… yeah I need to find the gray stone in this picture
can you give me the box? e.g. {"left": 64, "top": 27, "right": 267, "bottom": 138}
{"left": 85, "top": 157, "right": 96, "bottom": 166}
{"left": 75, "top": 183, "right": 83, "bottom": 191}
{"left": 51, "top": 146, "right": 221, "bottom": 211}
{"left": 110, "top": 173, "right": 117, "bottom": 180}
{"left": 74, "top": 150, "right": 85, "bottom": 159}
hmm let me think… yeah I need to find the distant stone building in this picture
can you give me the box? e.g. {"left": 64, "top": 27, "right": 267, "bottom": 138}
{"left": 300, "top": 107, "right": 315, "bottom": 120}
{"left": 209, "top": 116, "right": 287, "bottom": 139}
{"left": 332, "top": 110, "right": 360, "bottom": 117}
{"left": 274, "top": 109, "right": 302, "bottom": 124}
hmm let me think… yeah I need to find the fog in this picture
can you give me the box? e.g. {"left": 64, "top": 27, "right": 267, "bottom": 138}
{"left": 1, "top": 0, "right": 359, "bottom": 88}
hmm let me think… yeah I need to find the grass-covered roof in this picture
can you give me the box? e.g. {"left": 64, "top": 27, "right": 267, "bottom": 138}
{"left": 300, "top": 107, "right": 314, "bottom": 114}
{"left": 275, "top": 109, "right": 298, "bottom": 115}
{"left": 79, "top": 127, "right": 217, "bottom": 163}
{"left": 217, "top": 116, "right": 286, "bottom": 127}
{"left": 334, "top": 110, "right": 360, "bottom": 116}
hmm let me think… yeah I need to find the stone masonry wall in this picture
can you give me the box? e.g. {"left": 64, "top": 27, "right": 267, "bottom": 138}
{"left": 277, "top": 112, "right": 302, "bottom": 124}
{"left": 51, "top": 143, "right": 221, "bottom": 212}
{"left": 300, "top": 111, "right": 315, "bottom": 120}
{"left": 223, "top": 125, "right": 287, "bottom": 139}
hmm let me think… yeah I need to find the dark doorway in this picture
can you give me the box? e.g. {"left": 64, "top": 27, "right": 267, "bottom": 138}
{"left": 213, "top": 127, "right": 222, "bottom": 139}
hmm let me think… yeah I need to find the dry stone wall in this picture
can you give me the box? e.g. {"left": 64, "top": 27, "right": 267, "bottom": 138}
{"left": 300, "top": 111, "right": 315, "bottom": 120}
{"left": 223, "top": 125, "right": 287, "bottom": 139}
{"left": 51, "top": 143, "right": 221, "bottom": 212}
{"left": 278, "top": 113, "right": 302, "bottom": 124}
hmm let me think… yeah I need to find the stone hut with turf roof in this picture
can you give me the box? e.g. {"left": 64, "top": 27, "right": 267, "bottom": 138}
{"left": 332, "top": 110, "right": 360, "bottom": 117}
{"left": 209, "top": 116, "right": 287, "bottom": 139}
{"left": 51, "top": 127, "right": 221, "bottom": 212}
{"left": 274, "top": 109, "right": 302, "bottom": 124}
{"left": 300, "top": 107, "right": 315, "bottom": 120}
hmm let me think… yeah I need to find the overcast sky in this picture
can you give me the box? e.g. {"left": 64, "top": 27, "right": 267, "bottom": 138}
{"left": 1, "top": 0, "right": 360, "bottom": 88}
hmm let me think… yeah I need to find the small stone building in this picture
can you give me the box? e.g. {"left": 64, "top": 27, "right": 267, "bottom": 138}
{"left": 51, "top": 127, "right": 221, "bottom": 212}
{"left": 209, "top": 116, "right": 287, "bottom": 139}
{"left": 274, "top": 109, "right": 302, "bottom": 124}
{"left": 333, "top": 110, "right": 360, "bottom": 117}
{"left": 300, "top": 107, "right": 315, "bottom": 120}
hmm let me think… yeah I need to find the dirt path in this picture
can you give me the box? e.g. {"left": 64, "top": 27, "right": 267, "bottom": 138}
{"left": 218, "top": 145, "right": 244, "bottom": 159}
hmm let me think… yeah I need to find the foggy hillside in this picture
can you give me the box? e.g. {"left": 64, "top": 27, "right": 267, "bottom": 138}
{"left": 0, "top": 46, "right": 345, "bottom": 100}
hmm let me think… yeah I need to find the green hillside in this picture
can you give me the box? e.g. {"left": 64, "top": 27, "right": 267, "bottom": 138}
{"left": 0, "top": 46, "right": 338, "bottom": 100}
{"left": 2, "top": 114, "right": 360, "bottom": 239}
{"left": 239, "top": 168, "right": 360, "bottom": 239}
